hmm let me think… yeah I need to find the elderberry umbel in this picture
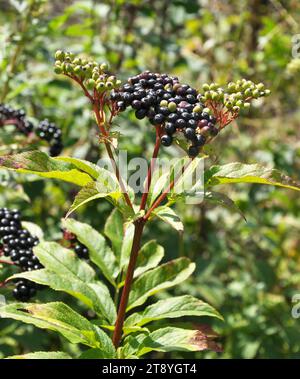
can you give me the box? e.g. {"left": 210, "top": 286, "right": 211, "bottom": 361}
{"left": 0, "top": 208, "right": 43, "bottom": 301}
{"left": 62, "top": 229, "right": 89, "bottom": 259}
{"left": 111, "top": 71, "right": 218, "bottom": 157}
{"left": 0, "top": 104, "right": 64, "bottom": 157}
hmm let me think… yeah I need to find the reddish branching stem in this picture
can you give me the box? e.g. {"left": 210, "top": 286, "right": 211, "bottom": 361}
{"left": 112, "top": 218, "right": 145, "bottom": 348}
{"left": 143, "top": 158, "right": 193, "bottom": 221}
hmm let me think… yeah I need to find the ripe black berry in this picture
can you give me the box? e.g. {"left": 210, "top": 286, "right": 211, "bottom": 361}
{"left": 188, "top": 145, "right": 199, "bottom": 157}
{"left": 161, "top": 135, "right": 173, "bottom": 146}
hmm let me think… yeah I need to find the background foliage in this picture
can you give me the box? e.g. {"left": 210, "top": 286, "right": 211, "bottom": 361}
{"left": 0, "top": 0, "right": 299, "bottom": 358}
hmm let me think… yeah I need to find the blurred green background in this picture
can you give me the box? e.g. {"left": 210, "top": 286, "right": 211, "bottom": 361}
{"left": 0, "top": 0, "right": 299, "bottom": 358}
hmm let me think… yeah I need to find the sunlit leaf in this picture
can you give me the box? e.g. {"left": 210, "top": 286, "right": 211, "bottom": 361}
{"left": 128, "top": 258, "right": 195, "bottom": 310}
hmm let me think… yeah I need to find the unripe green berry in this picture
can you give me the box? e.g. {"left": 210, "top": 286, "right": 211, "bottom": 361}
{"left": 193, "top": 105, "right": 202, "bottom": 113}
{"left": 203, "top": 107, "right": 211, "bottom": 114}
{"left": 257, "top": 83, "right": 264, "bottom": 90}
{"left": 100, "top": 62, "right": 109, "bottom": 71}
{"left": 96, "top": 82, "right": 105, "bottom": 91}
{"left": 105, "top": 81, "right": 114, "bottom": 89}
{"left": 236, "top": 100, "right": 243, "bottom": 107}
{"left": 72, "top": 57, "right": 81, "bottom": 65}
{"left": 205, "top": 91, "right": 212, "bottom": 100}
{"left": 74, "top": 65, "right": 82, "bottom": 74}
{"left": 108, "top": 75, "right": 116, "bottom": 83}
{"left": 233, "top": 105, "right": 240, "bottom": 112}
{"left": 211, "top": 92, "right": 219, "bottom": 100}
{"left": 86, "top": 79, "right": 96, "bottom": 89}
{"left": 54, "top": 65, "right": 63, "bottom": 74}
{"left": 252, "top": 89, "right": 259, "bottom": 98}
{"left": 55, "top": 50, "right": 64, "bottom": 61}
{"left": 244, "top": 88, "right": 252, "bottom": 97}
{"left": 115, "top": 80, "right": 122, "bottom": 87}
{"left": 168, "top": 101, "right": 177, "bottom": 112}
{"left": 244, "top": 102, "right": 250, "bottom": 109}
{"left": 264, "top": 89, "right": 271, "bottom": 96}
{"left": 65, "top": 63, "right": 73, "bottom": 74}
{"left": 92, "top": 72, "right": 99, "bottom": 80}
{"left": 228, "top": 83, "right": 236, "bottom": 92}
{"left": 160, "top": 100, "right": 168, "bottom": 107}
{"left": 202, "top": 83, "right": 210, "bottom": 91}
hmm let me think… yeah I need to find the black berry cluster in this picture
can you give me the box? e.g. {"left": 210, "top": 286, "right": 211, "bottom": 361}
{"left": 36, "top": 119, "right": 63, "bottom": 157}
{"left": 0, "top": 104, "right": 34, "bottom": 135}
{"left": 111, "top": 71, "right": 218, "bottom": 157}
{"left": 0, "top": 208, "right": 43, "bottom": 301}
{"left": 0, "top": 104, "right": 63, "bottom": 157}
{"left": 62, "top": 229, "right": 89, "bottom": 259}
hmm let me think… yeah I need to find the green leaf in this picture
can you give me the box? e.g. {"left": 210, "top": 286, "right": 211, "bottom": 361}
{"left": 66, "top": 181, "right": 114, "bottom": 218}
{"left": 205, "top": 191, "right": 246, "bottom": 220}
{"left": 6, "top": 351, "right": 72, "bottom": 359}
{"left": 0, "top": 151, "right": 93, "bottom": 186}
{"left": 172, "top": 156, "right": 205, "bottom": 196}
{"left": 61, "top": 219, "right": 119, "bottom": 285}
{"left": 125, "top": 295, "right": 223, "bottom": 327}
{"left": 130, "top": 327, "right": 221, "bottom": 356}
{"left": 9, "top": 241, "right": 116, "bottom": 323}
{"left": 151, "top": 206, "right": 184, "bottom": 232}
{"left": 134, "top": 240, "right": 164, "bottom": 278}
{"left": 32, "top": 241, "right": 95, "bottom": 281}
{"left": 0, "top": 302, "right": 115, "bottom": 354}
{"left": 79, "top": 348, "right": 114, "bottom": 359}
{"left": 120, "top": 223, "right": 135, "bottom": 269}
{"left": 56, "top": 157, "right": 103, "bottom": 180}
{"left": 9, "top": 270, "right": 116, "bottom": 324}
{"left": 128, "top": 258, "right": 195, "bottom": 310}
{"left": 206, "top": 162, "right": 300, "bottom": 191}
{"left": 147, "top": 171, "right": 170, "bottom": 206}
{"left": 104, "top": 209, "right": 124, "bottom": 257}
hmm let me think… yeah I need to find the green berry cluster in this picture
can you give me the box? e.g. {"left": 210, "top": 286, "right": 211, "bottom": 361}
{"left": 54, "top": 50, "right": 121, "bottom": 93}
{"left": 199, "top": 79, "right": 271, "bottom": 114}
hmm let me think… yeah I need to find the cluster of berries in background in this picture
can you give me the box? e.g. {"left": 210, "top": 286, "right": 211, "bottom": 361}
{"left": 62, "top": 229, "right": 89, "bottom": 259}
{"left": 0, "top": 104, "right": 34, "bottom": 136}
{"left": 0, "top": 103, "right": 63, "bottom": 157}
{"left": 0, "top": 208, "right": 43, "bottom": 301}
{"left": 112, "top": 71, "right": 218, "bottom": 157}
{"left": 36, "top": 119, "right": 63, "bottom": 157}
{"left": 54, "top": 50, "right": 121, "bottom": 100}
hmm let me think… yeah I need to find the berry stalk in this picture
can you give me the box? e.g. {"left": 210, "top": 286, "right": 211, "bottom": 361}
{"left": 143, "top": 158, "right": 193, "bottom": 221}
{"left": 93, "top": 104, "right": 133, "bottom": 210}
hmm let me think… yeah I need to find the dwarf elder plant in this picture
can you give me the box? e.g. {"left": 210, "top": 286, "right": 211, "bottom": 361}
{"left": 0, "top": 51, "right": 299, "bottom": 359}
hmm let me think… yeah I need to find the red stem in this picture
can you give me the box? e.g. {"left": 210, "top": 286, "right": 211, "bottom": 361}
{"left": 112, "top": 218, "right": 145, "bottom": 347}
{"left": 0, "top": 259, "right": 15, "bottom": 265}
{"left": 93, "top": 104, "right": 133, "bottom": 210}
{"left": 143, "top": 158, "right": 193, "bottom": 221}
